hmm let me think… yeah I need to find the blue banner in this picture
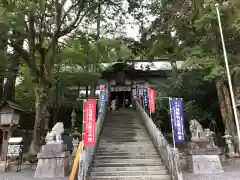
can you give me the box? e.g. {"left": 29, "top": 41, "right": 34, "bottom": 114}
{"left": 98, "top": 86, "right": 106, "bottom": 115}
{"left": 169, "top": 98, "right": 185, "bottom": 143}
{"left": 142, "top": 87, "right": 149, "bottom": 111}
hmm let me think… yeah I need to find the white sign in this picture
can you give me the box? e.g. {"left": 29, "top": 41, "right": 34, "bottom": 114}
{"left": 110, "top": 86, "right": 132, "bottom": 92}
{"left": 8, "top": 137, "right": 23, "bottom": 143}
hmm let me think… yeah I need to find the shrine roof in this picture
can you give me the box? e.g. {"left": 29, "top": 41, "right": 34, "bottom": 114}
{"left": 101, "top": 62, "right": 172, "bottom": 80}
{"left": 0, "top": 101, "right": 24, "bottom": 111}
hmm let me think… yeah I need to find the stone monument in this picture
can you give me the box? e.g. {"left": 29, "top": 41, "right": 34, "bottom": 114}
{"left": 186, "top": 119, "right": 224, "bottom": 174}
{"left": 34, "top": 122, "right": 71, "bottom": 178}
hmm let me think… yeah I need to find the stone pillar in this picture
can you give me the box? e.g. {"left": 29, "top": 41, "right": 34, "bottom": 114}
{"left": 71, "top": 110, "right": 80, "bottom": 157}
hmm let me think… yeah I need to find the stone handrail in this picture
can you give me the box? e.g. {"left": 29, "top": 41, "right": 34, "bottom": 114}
{"left": 79, "top": 102, "right": 108, "bottom": 179}
{"left": 135, "top": 100, "right": 183, "bottom": 180}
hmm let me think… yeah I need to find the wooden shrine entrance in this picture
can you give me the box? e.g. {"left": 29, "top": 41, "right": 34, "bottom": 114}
{"left": 110, "top": 86, "right": 132, "bottom": 108}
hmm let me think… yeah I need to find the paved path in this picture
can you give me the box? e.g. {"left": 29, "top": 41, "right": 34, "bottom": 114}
{"left": 183, "top": 160, "right": 240, "bottom": 180}
{"left": 0, "top": 171, "right": 68, "bottom": 180}
{"left": 2, "top": 159, "right": 240, "bottom": 180}
{"left": 0, "top": 162, "right": 68, "bottom": 180}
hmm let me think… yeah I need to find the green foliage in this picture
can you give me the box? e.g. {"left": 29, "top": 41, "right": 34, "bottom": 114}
{"left": 3, "top": 0, "right": 240, "bottom": 131}
{"left": 58, "top": 72, "right": 101, "bottom": 86}
{"left": 15, "top": 65, "right": 35, "bottom": 110}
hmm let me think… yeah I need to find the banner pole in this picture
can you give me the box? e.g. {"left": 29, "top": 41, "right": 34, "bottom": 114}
{"left": 82, "top": 100, "right": 85, "bottom": 143}
{"left": 169, "top": 97, "right": 176, "bottom": 149}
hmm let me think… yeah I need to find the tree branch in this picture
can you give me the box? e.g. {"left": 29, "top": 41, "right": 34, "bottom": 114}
{"left": 59, "top": 0, "right": 105, "bottom": 38}
{"left": 60, "top": 0, "right": 82, "bottom": 25}
{"left": 4, "top": 38, "right": 40, "bottom": 78}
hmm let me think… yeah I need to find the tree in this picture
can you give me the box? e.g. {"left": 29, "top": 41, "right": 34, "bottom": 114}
{"left": 137, "top": 0, "right": 240, "bottom": 137}
{"left": 0, "top": 0, "right": 125, "bottom": 154}
{"left": 0, "top": 23, "right": 8, "bottom": 100}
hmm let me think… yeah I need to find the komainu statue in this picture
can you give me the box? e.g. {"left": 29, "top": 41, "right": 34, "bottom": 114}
{"left": 45, "top": 122, "right": 64, "bottom": 144}
{"left": 189, "top": 119, "right": 204, "bottom": 141}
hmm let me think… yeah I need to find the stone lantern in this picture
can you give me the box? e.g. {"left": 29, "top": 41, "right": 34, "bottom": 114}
{"left": 0, "top": 101, "right": 23, "bottom": 160}
{"left": 71, "top": 110, "right": 76, "bottom": 130}
{"left": 70, "top": 110, "right": 80, "bottom": 156}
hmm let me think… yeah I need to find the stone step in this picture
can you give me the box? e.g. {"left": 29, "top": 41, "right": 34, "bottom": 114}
{"left": 101, "top": 129, "right": 146, "bottom": 133}
{"left": 99, "top": 139, "right": 150, "bottom": 142}
{"left": 88, "top": 110, "right": 170, "bottom": 180}
{"left": 92, "top": 159, "right": 163, "bottom": 164}
{"left": 95, "top": 148, "right": 158, "bottom": 152}
{"left": 102, "top": 128, "right": 143, "bottom": 131}
{"left": 96, "top": 146, "right": 157, "bottom": 152}
{"left": 102, "top": 125, "right": 142, "bottom": 128}
{"left": 90, "top": 166, "right": 167, "bottom": 172}
{"left": 95, "top": 151, "right": 158, "bottom": 155}
{"left": 94, "top": 152, "right": 159, "bottom": 156}
{"left": 99, "top": 137, "right": 150, "bottom": 140}
{"left": 103, "top": 122, "right": 139, "bottom": 124}
{"left": 94, "top": 155, "right": 161, "bottom": 159}
{"left": 97, "top": 144, "right": 153, "bottom": 148}
{"left": 100, "top": 134, "right": 148, "bottom": 137}
{"left": 88, "top": 174, "right": 171, "bottom": 180}
{"left": 98, "top": 140, "right": 150, "bottom": 143}
{"left": 90, "top": 170, "right": 169, "bottom": 176}
{"left": 92, "top": 162, "right": 164, "bottom": 167}
{"left": 97, "top": 143, "right": 154, "bottom": 147}
{"left": 105, "top": 121, "right": 141, "bottom": 123}
{"left": 100, "top": 135, "right": 149, "bottom": 138}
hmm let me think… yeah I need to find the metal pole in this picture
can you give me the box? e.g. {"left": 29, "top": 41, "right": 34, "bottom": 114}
{"left": 215, "top": 3, "right": 240, "bottom": 152}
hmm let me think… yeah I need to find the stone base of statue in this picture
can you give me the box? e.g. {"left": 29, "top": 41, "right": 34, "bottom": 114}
{"left": 34, "top": 143, "right": 70, "bottom": 178}
{"left": 186, "top": 140, "right": 224, "bottom": 174}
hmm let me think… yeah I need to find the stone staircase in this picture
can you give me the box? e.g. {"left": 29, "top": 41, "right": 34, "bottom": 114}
{"left": 87, "top": 109, "right": 171, "bottom": 180}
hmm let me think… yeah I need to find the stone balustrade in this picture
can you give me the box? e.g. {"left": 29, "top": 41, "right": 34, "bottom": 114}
{"left": 135, "top": 100, "right": 183, "bottom": 180}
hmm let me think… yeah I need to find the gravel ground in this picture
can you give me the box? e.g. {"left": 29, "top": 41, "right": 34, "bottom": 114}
{"left": 0, "top": 163, "right": 68, "bottom": 180}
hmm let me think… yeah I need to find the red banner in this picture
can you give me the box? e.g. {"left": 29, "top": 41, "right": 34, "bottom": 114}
{"left": 83, "top": 99, "right": 97, "bottom": 146}
{"left": 148, "top": 88, "right": 156, "bottom": 113}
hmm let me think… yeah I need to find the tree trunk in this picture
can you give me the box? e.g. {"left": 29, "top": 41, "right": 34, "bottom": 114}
{"left": 222, "top": 83, "right": 236, "bottom": 134}
{"left": 3, "top": 32, "right": 24, "bottom": 101}
{"left": 90, "top": 2, "right": 101, "bottom": 97}
{"left": 90, "top": 85, "right": 96, "bottom": 97}
{"left": 0, "top": 75, "right": 4, "bottom": 100}
{"left": 216, "top": 82, "right": 233, "bottom": 134}
{"left": 170, "top": 61, "right": 178, "bottom": 80}
{"left": 0, "top": 23, "right": 8, "bottom": 100}
{"left": 30, "top": 80, "right": 48, "bottom": 155}
{"left": 3, "top": 54, "right": 21, "bottom": 101}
